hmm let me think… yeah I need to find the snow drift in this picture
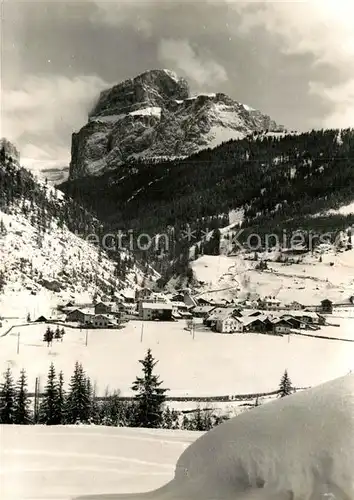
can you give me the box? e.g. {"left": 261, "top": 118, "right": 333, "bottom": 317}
{"left": 76, "top": 374, "right": 354, "bottom": 500}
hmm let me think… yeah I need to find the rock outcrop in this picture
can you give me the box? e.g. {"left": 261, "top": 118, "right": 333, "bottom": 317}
{"left": 69, "top": 69, "right": 284, "bottom": 179}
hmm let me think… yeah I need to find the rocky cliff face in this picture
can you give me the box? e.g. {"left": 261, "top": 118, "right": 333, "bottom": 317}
{"left": 69, "top": 69, "right": 284, "bottom": 179}
{"left": 0, "top": 138, "right": 20, "bottom": 165}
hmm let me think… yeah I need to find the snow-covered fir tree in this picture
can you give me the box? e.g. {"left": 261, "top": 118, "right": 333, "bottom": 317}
{"left": 65, "top": 362, "right": 91, "bottom": 424}
{"left": 131, "top": 349, "right": 168, "bottom": 428}
{"left": 39, "top": 363, "right": 61, "bottom": 425}
{"left": 279, "top": 370, "right": 294, "bottom": 397}
{"left": 0, "top": 367, "right": 16, "bottom": 423}
{"left": 14, "top": 369, "right": 31, "bottom": 424}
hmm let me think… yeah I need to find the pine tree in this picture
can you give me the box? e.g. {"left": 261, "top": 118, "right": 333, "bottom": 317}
{"left": 14, "top": 369, "right": 31, "bottom": 424}
{"left": 182, "top": 414, "right": 190, "bottom": 430}
{"left": 131, "top": 349, "right": 168, "bottom": 428}
{"left": 190, "top": 407, "right": 204, "bottom": 431}
{"left": 205, "top": 228, "right": 221, "bottom": 256}
{"left": 279, "top": 370, "right": 293, "bottom": 398}
{"left": 163, "top": 406, "right": 173, "bottom": 429}
{"left": 54, "top": 326, "right": 61, "bottom": 341}
{"left": 39, "top": 363, "right": 61, "bottom": 425}
{"left": 171, "top": 409, "right": 180, "bottom": 429}
{"left": 57, "top": 371, "right": 65, "bottom": 423}
{"left": 65, "top": 362, "right": 91, "bottom": 424}
{"left": 0, "top": 367, "right": 16, "bottom": 423}
{"left": 43, "top": 327, "right": 54, "bottom": 346}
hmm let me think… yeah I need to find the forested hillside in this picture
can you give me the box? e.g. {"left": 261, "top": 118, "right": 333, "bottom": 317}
{"left": 61, "top": 129, "right": 354, "bottom": 244}
{"left": 0, "top": 146, "right": 142, "bottom": 313}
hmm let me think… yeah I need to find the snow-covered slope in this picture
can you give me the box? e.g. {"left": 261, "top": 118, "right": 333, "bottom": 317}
{"left": 188, "top": 232, "right": 354, "bottom": 306}
{"left": 76, "top": 374, "right": 354, "bottom": 500}
{"left": 0, "top": 425, "right": 203, "bottom": 500}
{"left": 0, "top": 154, "right": 142, "bottom": 319}
{"left": 1, "top": 376, "right": 351, "bottom": 500}
{"left": 69, "top": 69, "right": 284, "bottom": 179}
{"left": 0, "top": 205, "right": 135, "bottom": 319}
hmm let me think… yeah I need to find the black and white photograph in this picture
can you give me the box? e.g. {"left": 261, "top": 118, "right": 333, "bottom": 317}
{"left": 0, "top": 1, "right": 353, "bottom": 499}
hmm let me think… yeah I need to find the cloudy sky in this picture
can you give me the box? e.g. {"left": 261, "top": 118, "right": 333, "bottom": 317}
{"left": 2, "top": 0, "right": 354, "bottom": 172}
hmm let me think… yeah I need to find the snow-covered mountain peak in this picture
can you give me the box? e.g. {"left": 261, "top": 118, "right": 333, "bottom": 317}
{"left": 69, "top": 70, "right": 284, "bottom": 179}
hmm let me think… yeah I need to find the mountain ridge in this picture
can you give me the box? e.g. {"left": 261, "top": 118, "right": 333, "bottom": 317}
{"left": 69, "top": 69, "right": 284, "bottom": 179}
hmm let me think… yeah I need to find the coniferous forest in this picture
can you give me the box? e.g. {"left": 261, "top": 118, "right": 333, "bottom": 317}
{"left": 0, "top": 350, "right": 294, "bottom": 430}
{"left": 59, "top": 128, "right": 354, "bottom": 276}
{"left": 61, "top": 129, "right": 354, "bottom": 237}
{"left": 0, "top": 350, "right": 234, "bottom": 431}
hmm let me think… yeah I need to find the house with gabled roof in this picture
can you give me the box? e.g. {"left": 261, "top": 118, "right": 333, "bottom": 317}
{"left": 241, "top": 315, "right": 273, "bottom": 333}
{"left": 140, "top": 302, "right": 173, "bottom": 321}
{"left": 205, "top": 307, "right": 241, "bottom": 329}
{"left": 271, "top": 318, "right": 293, "bottom": 335}
{"left": 215, "top": 310, "right": 244, "bottom": 333}
{"left": 65, "top": 308, "right": 94, "bottom": 325}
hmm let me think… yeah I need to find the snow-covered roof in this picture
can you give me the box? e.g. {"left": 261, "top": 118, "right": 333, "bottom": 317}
{"left": 281, "top": 311, "right": 320, "bottom": 319}
{"left": 207, "top": 308, "right": 238, "bottom": 321}
{"left": 171, "top": 301, "right": 188, "bottom": 308}
{"left": 271, "top": 318, "right": 293, "bottom": 325}
{"left": 192, "top": 306, "right": 216, "bottom": 314}
{"left": 67, "top": 308, "right": 94, "bottom": 316}
{"left": 240, "top": 315, "right": 269, "bottom": 326}
{"left": 141, "top": 302, "right": 173, "bottom": 310}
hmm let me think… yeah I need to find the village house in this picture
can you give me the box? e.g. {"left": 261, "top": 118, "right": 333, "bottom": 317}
{"left": 243, "top": 300, "right": 259, "bottom": 309}
{"left": 135, "top": 287, "right": 153, "bottom": 301}
{"left": 320, "top": 299, "right": 333, "bottom": 314}
{"left": 241, "top": 315, "right": 273, "bottom": 333}
{"left": 281, "top": 310, "right": 324, "bottom": 327}
{"left": 119, "top": 290, "right": 136, "bottom": 304}
{"left": 278, "top": 315, "right": 303, "bottom": 329}
{"left": 118, "top": 302, "right": 137, "bottom": 316}
{"left": 171, "top": 293, "right": 185, "bottom": 302}
{"left": 65, "top": 308, "right": 94, "bottom": 325}
{"left": 262, "top": 297, "right": 282, "bottom": 310}
{"left": 204, "top": 307, "right": 241, "bottom": 329}
{"left": 215, "top": 311, "right": 244, "bottom": 333}
{"left": 171, "top": 302, "right": 193, "bottom": 319}
{"left": 94, "top": 302, "right": 118, "bottom": 315}
{"left": 191, "top": 305, "right": 216, "bottom": 319}
{"left": 137, "top": 296, "right": 169, "bottom": 316}
{"left": 286, "top": 301, "right": 304, "bottom": 310}
{"left": 140, "top": 302, "right": 173, "bottom": 321}
{"left": 91, "top": 314, "right": 118, "bottom": 328}
{"left": 34, "top": 315, "right": 49, "bottom": 323}
{"left": 271, "top": 318, "right": 293, "bottom": 335}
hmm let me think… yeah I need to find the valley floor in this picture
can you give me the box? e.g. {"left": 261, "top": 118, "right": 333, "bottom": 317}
{"left": 0, "top": 317, "right": 353, "bottom": 401}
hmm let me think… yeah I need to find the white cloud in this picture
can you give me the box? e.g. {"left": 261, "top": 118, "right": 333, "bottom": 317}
{"left": 226, "top": 0, "right": 354, "bottom": 127}
{"left": 158, "top": 38, "right": 228, "bottom": 87}
{"left": 1, "top": 75, "right": 110, "bottom": 168}
{"left": 232, "top": 1, "right": 354, "bottom": 65}
{"left": 309, "top": 80, "right": 354, "bottom": 128}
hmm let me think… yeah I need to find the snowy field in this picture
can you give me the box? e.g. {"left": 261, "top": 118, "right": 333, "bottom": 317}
{"left": 0, "top": 425, "right": 202, "bottom": 500}
{"left": 191, "top": 252, "right": 354, "bottom": 305}
{"left": 0, "top": 319, "right": 352, "bottom": 397}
